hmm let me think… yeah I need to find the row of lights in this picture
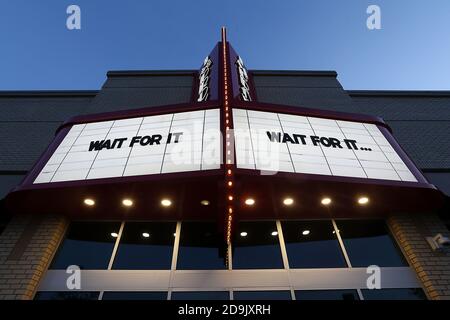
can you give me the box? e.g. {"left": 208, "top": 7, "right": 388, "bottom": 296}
{"left": 85, "top": 196, "right": 369, "bottom": 209}
{"left": 222, "top": 28, "right": 234, "bottom": 256}
{"left": 83, "top": 198, "right": 173, "bottom": 207}
{"left": 239, "top": 229, "right": 313, "bottom": 238}
{"left": 242, "top": 196, "right": 370, "bottom": 206}
{"left": 110, "top": 232, "right": 177, "bottom": 238}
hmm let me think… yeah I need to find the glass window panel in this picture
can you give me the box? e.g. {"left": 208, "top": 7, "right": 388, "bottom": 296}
{"left": 50, "top": 222, "right": 120, "bottom": 270}
{"left": 233, "top": 221, "right": 283, "bottom": 269}
{"left": 34, "top": 292, "right": 99, "bottom": 300}
{"left": 282, "top": 220, "right": 346, "bottom": 268}
{"left": 361, "top": 288, "right": 426, "bottom": 300}
{"left": 295, "top": 290, "right": 359, "bottom": 300}
{"left": 177, "top": 222, "right": 226, "bottom": 270}
{"left": 102, "top": 291, "right": 167, "bottom": 300}
{"left": 233, "top": 291, "right": 291, "bottom": 300}
{"left": 171, "top": 291, "right": 229, "bottom": 300}
{"left": 336, "top": 220, "right": 408, "bottom": 267}
{"left": 112, "top": 222, "right": 176, "bottom": 269}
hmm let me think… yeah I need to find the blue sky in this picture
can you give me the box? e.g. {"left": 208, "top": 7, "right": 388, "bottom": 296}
{"left": 1, "top": 1, "right": 450, "bottom": 90}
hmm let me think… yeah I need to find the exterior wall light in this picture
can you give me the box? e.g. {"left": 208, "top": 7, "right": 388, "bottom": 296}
{"left": 321, "top": 197, "right": 332, "bottom": 206}
{"left": 358, "top": 197, "right": 369, "bottom": 205}
{"left": 122, "top": 199, "right": 133, "bottom": 207}
{"left": 245, "top": 198, "right": 255, "bottom": 206}
{"left": 161, "top": 199, "right": 172, "bottom": 207}
{"left": 83, "top": 198, "right": 95, "bottom": 206}
{"left": 283, "top": 198, "right": 294, "bottom": 206}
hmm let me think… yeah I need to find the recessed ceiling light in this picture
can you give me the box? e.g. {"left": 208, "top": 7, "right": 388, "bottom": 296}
{"left": 244, "top": 198, "right": 255, "bottom": 206}
{"left": 271, "top": 231, "right": 278, "bottom": 236}
{"left": 283, "top": 198, "right": 294, "bottom": 206}
{"left": 111, "top": 232, "right": 118, "bottom": 238}
{"left": 83, "top": 198, "right": 95, "bottom": 206}
{"left": 240, "top": 232, "right": 248, "bottom": 237}
{"left": 122, "top": 199, "right": 133, "bottom": 207}
{"left": 357, "top": 197, "right": 369, "bottom": 205}
{"left": 200, "top": 200, "right": 210, "bottom": 206}
{"left": 161, "top": 199, "right": 172, "bottom": 207}
{"left": 321, "top": 197, "right": 332, "bottom": 206}
{"left": 142, "top": 232, "right": 150, "bottom": 238}
{"left": 302, "top": 230, "right": 310, "bottom": 236}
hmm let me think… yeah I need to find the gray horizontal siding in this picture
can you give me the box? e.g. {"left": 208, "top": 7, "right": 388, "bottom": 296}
{"left": 350, "top": 96, "right": 450, "bottom": 121}
{"left": 387, "top": 121, "right": 450, "bottom": 169}
{"left": 85, "top": 87, "right": 193, "bottom": 114}
{"left": 0, "top": 97, "right": 93, "bottom": 121}
{"left": 0, "top": 122, "right": 60, "bottom": 171}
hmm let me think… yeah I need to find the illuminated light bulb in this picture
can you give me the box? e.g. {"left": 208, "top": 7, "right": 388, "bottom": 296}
{"left": 200, "top": 200, "right": 210, "bottom": 206}
{"left": 111, "top": 232, "right": 118, "bottom": 238}
{"left": 240, "top": 232, "right": 248, "bottom": 237}
{"left": 358, "top": 197, "right": 369, "bottom": 205}
{"left": 245, "top": 198, "right": 255, "bottom": 206}
{"left": 83, "top": 198, "right": 95, "bottom": 206}
{"left": 302, "top": 230, "right": 310, "bottom": 236}
{"left": 122, "top": 199, "right": 133, "bottom": 207}
{"left": 142, "top": 232, "right": 150, "bottom": 238}
{"left": 283, "top": 198, "right": 294, "bottom": 206}
{"left": 321, "top": 197, "right": 332, "bottom": 206}
{"left": 271, "top": 231, "right": 278, "bottom": 236}
{"left": 161, "top": 199, "right": 172, "bottom": 207}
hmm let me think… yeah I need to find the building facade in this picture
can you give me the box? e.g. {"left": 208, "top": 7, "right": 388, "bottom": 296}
{"left": 0, "top": 31, "right": 449, "bottom": 300}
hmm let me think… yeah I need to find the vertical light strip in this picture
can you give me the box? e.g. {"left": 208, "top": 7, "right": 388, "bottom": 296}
{"left": 99, "top": 220, "right": 125, "bottom": 300}
{"left": 168, "top": 221, "right": 182, "bottom": 300}
{"left": 276, "top": 220, "right": 296, "bottom": 300}
{"left": 221, "top": 27, "right": 235, "bottom": 268}
{"left": 332, "top": 219, "right": 364, "bottom": 300}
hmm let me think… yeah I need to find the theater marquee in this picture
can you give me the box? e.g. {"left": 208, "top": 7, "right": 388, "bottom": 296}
{"left": 34, "top": 109, "right": 221, "bottom": 184}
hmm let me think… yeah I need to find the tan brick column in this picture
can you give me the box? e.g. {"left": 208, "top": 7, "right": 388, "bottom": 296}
{"left": 0, "top": 214, "right": 68, "bottom": 300}
{"left": 387, "top": 212, "right": 450, "bottom": 300}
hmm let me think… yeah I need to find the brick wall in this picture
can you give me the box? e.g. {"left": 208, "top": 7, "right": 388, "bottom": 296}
{"left": 388, "top": 212, "right": 450, "bottom": 300}
{"left": 0, "top": 214, "right": 68, "bottom": 300}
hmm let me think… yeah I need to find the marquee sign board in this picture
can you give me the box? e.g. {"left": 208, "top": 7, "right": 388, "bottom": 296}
{"left": 34, "top": 109, "right": 221, "bottom": 184}
{"left": 233, "top": 108, "right": 417, "bottom": 182}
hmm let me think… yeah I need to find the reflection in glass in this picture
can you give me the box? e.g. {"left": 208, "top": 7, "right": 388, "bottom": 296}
{"left": 102, "top": 291, "right": 167, "bottom": 300}
{"left": 282, "top": 220, "right": 346, "bottom": 268}
{"left": 113, "top": 222, "right": 176, "bottom": 269}
{"left": 177, "top": 222, "right": 226, "bottom": 270}
{"left": 34, "top": 291, "right": 99, "bottom": 300}
{"left": 233, "top": 291, "right": 291, "bottom": 300}
{"left": 336, "top": 220, "right": 408, "bottom": 267}
{"left": 362, "top": 288, "right": 426, "bottom": 300}
{"left": 50, "top": 222, "right": 120, "bottom": 269}
{"left": 171, "top": 291, "right": 229, "bottom": 300}
{"left": 233, "top": 221, "right": 283, "bottom": 269}
{"left": 295, "top": 290, "right": 359, "bottom": 300}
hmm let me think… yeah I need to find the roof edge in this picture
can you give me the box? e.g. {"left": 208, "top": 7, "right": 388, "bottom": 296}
{"left": 0, "top": 90, "right": 98, "bottom": 97}
{"left": 250, "top": 70, "right": 338, "bottom": 77}
{"left": 107, "top": 70, "right": 197, "bottom": 77}
{"left": 348, "top": 90, "right": 450, "bottom": 97}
